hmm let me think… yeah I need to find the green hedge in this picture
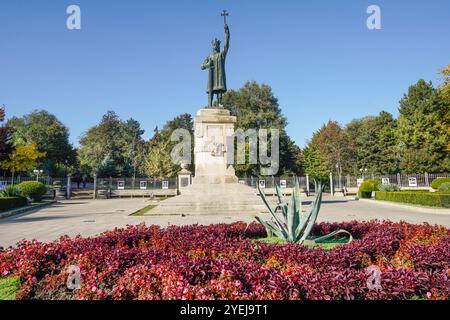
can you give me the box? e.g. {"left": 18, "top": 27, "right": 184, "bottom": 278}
{"left": 358, "top": 179, "right": 380, "bottom": 198}
{"left": 17, "top": 181, "right": 47, "bottom": 202}
{"left": 431, "top": 177, "right": 450, "bottom": 190}
{"left": 375, "top": 191, "right": 450, "bottom": 208}
{"left": 0, "top": 197, "right": 28, "bottom": 212}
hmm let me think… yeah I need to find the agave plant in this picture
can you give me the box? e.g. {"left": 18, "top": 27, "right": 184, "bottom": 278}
{"left": 255, "top": 179, "right": 352, "bottom": 245}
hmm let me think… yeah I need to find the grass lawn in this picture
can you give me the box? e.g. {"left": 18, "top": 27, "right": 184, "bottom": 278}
{"left": 0, "top": 277, "right": 20, "bottom": 300}
{"left": 259, "top": 236, "right": 350, "bottom": 250}
{"left": 131, "top": 205, "right": 157, "bottom": 216}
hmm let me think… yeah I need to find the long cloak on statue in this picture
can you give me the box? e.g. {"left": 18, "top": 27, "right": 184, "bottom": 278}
{"left": 202, "top": 31, "right": 229, "bottom": 95}
{"left": 205, "top": 52, "right": 227, "bottom": 94}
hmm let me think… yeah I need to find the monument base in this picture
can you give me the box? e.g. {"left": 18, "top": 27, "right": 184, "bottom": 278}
{"left": 193, "top": 175, "right": 239, "bottom": 185}
{"left": 194, "top": 108, "right": 238, "bottom": 184}
{"left": 150, "top": 183, "right": 270, "bottom": 216}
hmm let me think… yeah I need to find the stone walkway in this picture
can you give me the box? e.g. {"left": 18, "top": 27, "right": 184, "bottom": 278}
{"left": 0, "top": 197, "right": 449, "bottom": 247}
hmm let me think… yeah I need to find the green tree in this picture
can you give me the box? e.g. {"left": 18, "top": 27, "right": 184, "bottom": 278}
{"left": 77, "top": 111, "right": 147, "bottom": 177}
{"left": 439, "top": 65, "right": 450, "bottom": 100}
{"left": 397, "top": 80, "right": 449, "bottom": 173}
{"left": 346, "top": 111, "right": 398, "bottom": 175}
{"left": 303, "top": 146, "right": 328, "bottom": 177}
{"left": 7, "top": 110, "right": 76, "bottom": 175}
{"left": 222, "top": 81, "right": 302, "bottom": 176}
{"left": 144, "top": 140, "right": 178, "bottom": 178}
{"left": 438, "top": 65, "right": 450, "bottom": 152}
{"left": 1, "top": 144, "right": 46, "bottom": 183}
{"left": 144, "top": 114, "right": 194, "bottom": 178}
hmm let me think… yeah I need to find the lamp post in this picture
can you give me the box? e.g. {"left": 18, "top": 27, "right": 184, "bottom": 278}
{"left": 360, "top": 168, "right": 367, "bottom": 180}
{"left": 336, "top": 163, "right": 342, "bottom": 189}
{"left": 33, "top": 169, "right": 43, "bottom": 182}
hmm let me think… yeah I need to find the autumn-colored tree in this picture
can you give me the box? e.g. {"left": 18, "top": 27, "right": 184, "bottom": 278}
{"left": 306, "top": 121, "right": 355, "bottom": 176}
{"left": 7, "top": 110, "right": 76, "bottom": 175}
{"left": 439, "top": 65, "right": 450, "bottom": 100}
{"left": 1, "top": 144, "right": 46, "bottom": 183}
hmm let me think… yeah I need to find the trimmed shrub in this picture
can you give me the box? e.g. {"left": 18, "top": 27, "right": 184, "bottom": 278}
{"left": 358, "top": 179, "right": 380, "bottom": 198}
{"left": 431, "top": 177, "right": 450, "bottom": 190}
{"left": 438, "top": 182, "right": 450, "bottom": 192}
{"left": 0, "top": 185, "right": 23, "bottom": 198}
{"left": 379, "top": 184, "right": 401, "bottom": 192}
{"left": 0, "top": 197, "right": 28, "bottom": 212}
{"left": 375, "top": 191, "right": 450, "bottom": 208}
{"left": 17, "top": 181, "right": 47, "bottom": 202}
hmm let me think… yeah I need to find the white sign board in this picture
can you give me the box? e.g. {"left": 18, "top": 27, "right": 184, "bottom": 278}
{"left": 117, "top": 181, "right": 125, "bottom": 190}
{"left": 0, "top": 181, "right": 7, "bottom": 191}
{"left": 162, "top": 181, "right": 169, "bottom": 190}
{"left": 357, "top": 179, "right": 364, "bottom": 188}
{"left": 280, "top": 180, "right": 287, "bottom": 189}
{"left": 238, "top": 180, "right": 246, "bottom": 185}
{"left": 259, "top": 180, "right": 266, "bottom": 189}
{"left": 140, "top": 181, "right": 147, "bottom": 190}
{"left": 382, "top": 178, "right": 390, "bottom": 186}
{"left": 408, "top": 177, "right": 418, "bottom": 187}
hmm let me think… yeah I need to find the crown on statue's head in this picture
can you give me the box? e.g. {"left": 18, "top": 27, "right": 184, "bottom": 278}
{"left": 211, "top": 38, "right": 221, "bottom": 48}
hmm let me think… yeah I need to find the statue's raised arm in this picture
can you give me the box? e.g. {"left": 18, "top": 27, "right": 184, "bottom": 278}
{"left": 223, "top": 24, "right": 230, "bottom": 58}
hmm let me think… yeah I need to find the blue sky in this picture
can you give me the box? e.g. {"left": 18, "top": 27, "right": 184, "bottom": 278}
{"left": 1, "top": 0, "right": 449, "bottom": 147}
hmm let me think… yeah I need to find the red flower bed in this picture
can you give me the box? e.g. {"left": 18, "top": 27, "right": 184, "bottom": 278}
{"left": 0, "top": 221, "right": 448, "bottom": 300}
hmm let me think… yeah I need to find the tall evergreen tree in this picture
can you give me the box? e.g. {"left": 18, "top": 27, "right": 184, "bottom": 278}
{"left": 223, "top": 81, "right": 303, "bottom": 176}
{"left": 346, "top": 112, "right": 398, "bottom": 175}
{"left": 397, "top": 80, "right": 449, "bottom": 173}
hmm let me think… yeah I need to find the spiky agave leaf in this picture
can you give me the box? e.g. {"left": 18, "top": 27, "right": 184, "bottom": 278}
{"left": 287, "top": 178, "right": 302, "bottom": 242}
{"left": 313, "top": 229, "right": 353, "bottom": 244}
{"left": 275, "top": 184, "right": 288, "bottom": 221}
{"left": 297, "top": 182, "right": 323, "bottom": 243}
{"left": 257, "top": 183, "right": 289, "bottom": 239}
{"left": 254, "top": 216, "right": 287, "bottom": 241}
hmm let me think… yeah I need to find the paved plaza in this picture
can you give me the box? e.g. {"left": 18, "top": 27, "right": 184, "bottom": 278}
{"left": 0, "top": 197, "right": 449, "bottom": 248}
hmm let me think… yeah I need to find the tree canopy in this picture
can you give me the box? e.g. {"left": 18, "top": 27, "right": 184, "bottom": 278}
{"left": 223, "top": 81, "right": 302, "bottom": 176}
{"left": 7, "top": 110, "right": 76, "bottom": 175}
{"left": 1, "top": 144, "right": 46, "bottom": 181}
{"left": 144, "top": 113, "right": 193, "bottom": 178}
{"left": 346, "top": 111, "right": 398, "bottom": 175}
{"left": 396, "top": 80, "right": 449, "bottom": 173}
{"left": 77, "top": 111, "right": 148, "bottom": 177}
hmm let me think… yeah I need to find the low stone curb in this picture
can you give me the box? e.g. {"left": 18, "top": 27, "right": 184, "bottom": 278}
{"left": 0, "top": 201, "right": 57, "bottom": 220}
{"left": 358, "top": 198, "right": 450, "bottom": 215}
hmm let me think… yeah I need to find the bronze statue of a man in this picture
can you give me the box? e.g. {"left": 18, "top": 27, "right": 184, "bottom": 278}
{"left": 201, "top": 23, "right": 230, "bottom": 108}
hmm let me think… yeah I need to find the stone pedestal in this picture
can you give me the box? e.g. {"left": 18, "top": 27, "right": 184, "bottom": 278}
{"left": 193, "top": 108, "right": 238, "bottom": 184}
{"left": 178, "top": 164, "right": 192, "bottom": 189}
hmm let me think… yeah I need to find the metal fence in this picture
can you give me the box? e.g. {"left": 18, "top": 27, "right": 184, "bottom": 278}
{"left": 96, "top": 177, "right": 178, "bottom": 191}
{"left": 239, "top": 173, "right": 450, "bottom": 191}
{"left": 339, "top": 173, "right": 450, "bottom": 188}
{"left": 2, "top": 173, "right": 449, "bottom": 193}
{"left": 0, "top": 176, "right": 56, "bottom": 185}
